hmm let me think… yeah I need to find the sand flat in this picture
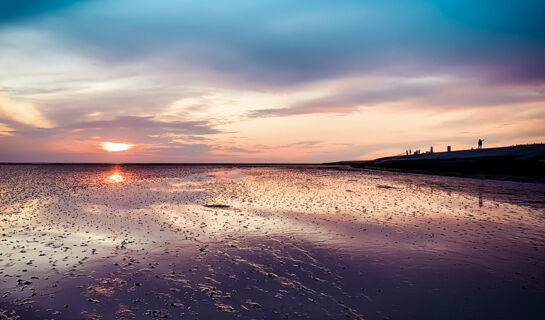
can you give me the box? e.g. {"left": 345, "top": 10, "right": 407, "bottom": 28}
{"left": 0, "top": 165, "right": 544, "bottom": 319}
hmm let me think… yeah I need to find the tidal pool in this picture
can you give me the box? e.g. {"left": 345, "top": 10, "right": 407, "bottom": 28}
{"left": 0, "top": 165, "right": 544, "bottom": 319}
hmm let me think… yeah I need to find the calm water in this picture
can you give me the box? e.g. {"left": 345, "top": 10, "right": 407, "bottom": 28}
{"left": 0, "top": 165, "right": 544, "bottom": 319}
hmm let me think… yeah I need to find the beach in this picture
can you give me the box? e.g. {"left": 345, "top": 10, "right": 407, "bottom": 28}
{"left": 1, "top": 165, "right": 544, "bottom": 319}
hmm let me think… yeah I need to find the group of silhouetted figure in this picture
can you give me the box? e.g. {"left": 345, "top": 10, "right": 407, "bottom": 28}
{"left": 405, "top": 139, "right": 484, "bottom": 156}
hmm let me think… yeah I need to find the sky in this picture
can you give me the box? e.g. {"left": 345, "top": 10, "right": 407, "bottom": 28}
{"left": 1, "top": 0, "right": 544, "bottom": 163}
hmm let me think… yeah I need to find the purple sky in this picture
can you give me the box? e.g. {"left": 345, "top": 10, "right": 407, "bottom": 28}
{"left": 1, "top": 0, "right": 544, "bottom": 162}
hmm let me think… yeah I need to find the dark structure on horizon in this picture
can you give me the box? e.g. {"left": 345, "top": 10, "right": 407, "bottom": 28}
{"left": 330, "top": 143, "right": 545, "bottom": 181}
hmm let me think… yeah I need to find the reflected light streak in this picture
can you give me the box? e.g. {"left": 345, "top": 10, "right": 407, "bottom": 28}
{"left": 108, "top": 172, "right": 125, "bottom": 183}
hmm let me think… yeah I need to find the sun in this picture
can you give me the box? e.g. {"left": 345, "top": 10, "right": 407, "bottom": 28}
{"left": 101, "top": 142, "right": 134, "bottom": 152}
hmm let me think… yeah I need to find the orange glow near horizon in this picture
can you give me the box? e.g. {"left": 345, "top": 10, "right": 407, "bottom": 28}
{"left": 101, "top": 142, "right": 134, "bottom": 152}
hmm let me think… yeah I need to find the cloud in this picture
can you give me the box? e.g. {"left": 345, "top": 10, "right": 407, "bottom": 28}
{"left": 1, "top": 0, "right": 544, "bottom": 162}
{"left": 0, "top": 93, "right": 53, "bottom": 128}
{"left": 0, "top": 115, "right": 223, "bottom": 162}
{"left": 248, "top": 77, "right": 545, "bottom": 117}
{"left": 0, "top": 115, "right": 219, "bottom": 148}
{"left": 0, "top": 122, "right": 14, "bottom": 136}
{"left": 2, "top": 0, "right": 544, "bottom": 87}
{"left": 41, "top": 90, "right": 187, "bottom": 125}
{"left": 223, "top": 147, "right": 258, "bottom": 154}
{"left": 249, "top": 82, "right": 437, "bottom": 117}
{"left": 28, "top": 116, "right": 219, "bottom": 140}
{"left": 74, "top": 116, "right": 216, "bottom": 134}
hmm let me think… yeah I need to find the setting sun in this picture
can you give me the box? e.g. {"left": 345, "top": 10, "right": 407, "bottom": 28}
{"left": 101, "top": 142, "right": 134, "bottom": 152}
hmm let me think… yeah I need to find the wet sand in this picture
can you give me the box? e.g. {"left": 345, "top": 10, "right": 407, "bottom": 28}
{"left": 1, "top": 165, "right": 544, "bottom": 319}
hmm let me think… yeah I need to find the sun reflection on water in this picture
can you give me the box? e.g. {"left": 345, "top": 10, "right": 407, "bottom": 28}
{"left": 105, "top": 167, "right": 126, "bottom": 183}
{"left": 108, "top": 173, "right": 124, "bottom": 183}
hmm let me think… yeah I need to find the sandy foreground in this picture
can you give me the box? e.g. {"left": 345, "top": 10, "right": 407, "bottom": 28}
{"left": 0, "top": 165, "right": 544, "bottom": 319}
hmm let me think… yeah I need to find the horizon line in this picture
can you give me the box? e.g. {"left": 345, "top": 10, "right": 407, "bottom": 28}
{"left": 0, "top": 162, "right": 327, "bottom": 166}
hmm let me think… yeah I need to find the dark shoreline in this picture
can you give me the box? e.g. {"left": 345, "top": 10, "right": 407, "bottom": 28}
{"left": 329, "top": 144, "right": 545, "bottom": 184}
{"left": 340, "top": 163, "right": 545, "bottom": 184}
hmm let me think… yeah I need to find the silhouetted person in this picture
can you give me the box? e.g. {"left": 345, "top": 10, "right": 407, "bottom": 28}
{"left": 478, "top": 139, "right": 484, "bottom": 149}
